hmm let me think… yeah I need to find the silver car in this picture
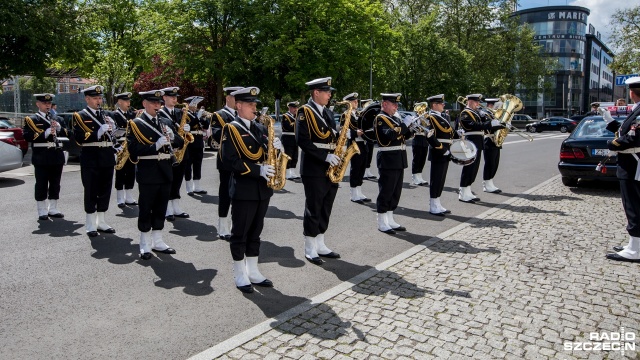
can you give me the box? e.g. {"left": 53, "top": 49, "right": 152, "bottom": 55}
{"left": 0, "top": 132, "right": 24, "bottom": 173}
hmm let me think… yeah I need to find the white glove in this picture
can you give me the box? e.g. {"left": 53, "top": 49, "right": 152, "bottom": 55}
{"left": 51, "top": 121, "right": 61, "bottom": 131}
{"left": 457, "top": 129, "right": 465, "bottom": 137}
{"left": 346, "top": 130, "right": 351, "bottom": 139}
{"left": 325, "top": 153, "right": 340, "bottom": 166}
{"left": 600, "top": 108, "right": 614, "bottom": 124}
{"left": 403, "top": 115, "right": 416, "bottom": 127}
{"left": 444, "top": 150, "right": 450, "bottom": 156}
{"left": 183, "top": 123, "right": 191, "bottom": 132}
{"left": 163, "top": 126, "right": 175, "bottom": 140}
{"left": 260, "top": 164, "right": 275, "bottom": 180}
{"left": 197, "top": 109, "right": 204, "bottom": 118}
{"left": 273, "top": 137, "right": 284, "bottom": 151}
{"left": 491, "top": 120, "right": 501, "bottom": 127}
{"left": 97, "top": 123, "right": 110, "bottom": 137}
{"left": 45, "top": 128, "right": 52, "bottom": 138}
{"left": 155, "top": 136, "right": 169, "bottom": 150}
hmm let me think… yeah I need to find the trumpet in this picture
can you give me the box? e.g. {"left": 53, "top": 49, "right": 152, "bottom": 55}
{"left": 407, "top": 102, "right": 432, "bottom": 133}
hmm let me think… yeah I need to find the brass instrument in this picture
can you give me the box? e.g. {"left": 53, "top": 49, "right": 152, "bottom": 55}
{"left": 492, "top": 94, "right": 531, "bottom": 146}
{"left": 173, "top": 104, "right": 195, "bottom": 163}
{"left": 115, "top": 122, "right": 131, "bottom": 170}
{"left": 327, "top": 101, "right": 361, "bottom": 183}
{"left": 259, "top": 110, "right": 290, "bottom": 190}
{"left": 409, "top": 102, "right": 433, "bottom": 133}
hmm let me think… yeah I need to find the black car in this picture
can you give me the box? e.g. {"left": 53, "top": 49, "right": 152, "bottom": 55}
{"left": 557, "top": 115, "right": 625, "bottom": 186}
{"left": 526, "top": 117, "right": 577, "bottom": 133}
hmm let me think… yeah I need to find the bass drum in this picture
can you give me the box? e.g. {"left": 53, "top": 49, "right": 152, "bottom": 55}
{"left": 449, "top": 139, "right": 477, "bottom": 166}
{"left": 359, "top": 101, "right": 381, "bottom": 143}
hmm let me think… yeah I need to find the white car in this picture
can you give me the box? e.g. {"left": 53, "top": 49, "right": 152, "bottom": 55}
{"left": 0, "top": 132, "right": 24, "bottom": 173}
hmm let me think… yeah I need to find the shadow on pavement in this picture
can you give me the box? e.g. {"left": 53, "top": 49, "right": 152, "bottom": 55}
{"left": 90, "top": 234, "right": 138, "bottom": 265}
{"left": 32, "top": 218, "right": 83, "bottom": 237}
{"left": 0, "top": 177, "right": 25, "bottom": 188}
{"left": 244, "top": 287, "right": 309, "bottom": 318}
{"left": 426, "top": 238, "right": 501, "bottom": 254}
{"left": 260, "top": 240, "right": 305, "bottom": 268}
{"left": 196, "top": 193, "right": 220, "bottom": 205}
{"left": 316, "top": 258, "right": 373, "bottom": 282}
{"left": 352, "top": 269, "right": 433, "bottom": 298}
{"left": 139, "top": 255, "right": 217, "bottom": 296}
{"left": 114, "top": 205, "right": 138, "bottom": 218}
{"left": 168, "top": 218, "right": 216, "bottom": 242}
{"left": 266, "top": 205, "right": 303, "bottom": 220}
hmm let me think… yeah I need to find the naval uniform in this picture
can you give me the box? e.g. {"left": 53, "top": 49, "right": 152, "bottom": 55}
{"left": 411, "top": 127, "right": 429, "bottom": 178}
{"left": 426, "top": 110, "right": 456, "bottom": 199}
{"left": 457, "top": 107, "right": 492, "bottom": 187}
{"left": 158, "top": 106, "right": 189, "bottom": 203}
{"left": 482, "top": 110, "right": 502, "bottom": 182}
{"left": 23, "top": 112, "right": 66, "bottom": 202}
{"left": 296, "top": 100, "right": 339, "bottom": 237}
{"left": 220, "top": 118, "right": 273, "bottom": 261}
{"left": 72, "top": 107, "right": 117, "bottom": 213}
{"left": 281, "top": 111, "right": 299, "bottom": 170}
{"left": 184, "top": 110, "right": 209, "bottom": 184}
{"left": 127, "top": 112, "right": 184, "bottom": 233}
{"left": 375, "top": 111, "right": 410, "bottom": 213}
{"left": 109, "top": 108, "right": 136, "bottom": 192}
{"left": 212, "top": 106, "right": 237, "bottom": 218}
{"left": 340, "top": 109, "right": 368, "bottom": 188}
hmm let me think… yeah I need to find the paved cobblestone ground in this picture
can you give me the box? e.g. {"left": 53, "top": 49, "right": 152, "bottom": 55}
{"left": 215, "top": 178, "right": 639, "bottom": 360}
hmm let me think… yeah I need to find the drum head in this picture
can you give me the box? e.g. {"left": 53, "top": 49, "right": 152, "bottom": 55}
{"left": 450, "top": 139, "right": 477, "bottom": 166}
{"left": 360, "top": 102, "right": 380, "bottom": 142}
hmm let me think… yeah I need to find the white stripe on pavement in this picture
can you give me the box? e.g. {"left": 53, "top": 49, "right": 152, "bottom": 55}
{"left": 503, "top": 133, "right": 567, "bottom": 145}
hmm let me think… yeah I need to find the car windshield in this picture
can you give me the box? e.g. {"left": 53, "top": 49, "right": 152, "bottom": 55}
{"left": 571, "top": 116, "right": 623, "bottom": 139}
{"left": 0, "top": 119, "right": 16, "bottom": 128}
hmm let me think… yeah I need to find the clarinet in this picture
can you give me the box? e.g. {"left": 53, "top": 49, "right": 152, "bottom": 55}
{"left": 47, "top": 113, "right": 60, "bottom": 147}
{"left": 97, "top": 105, "right": 121, "bottom": 153}
{"left": 160, "top": 120, "right": 179, "bottom": 167}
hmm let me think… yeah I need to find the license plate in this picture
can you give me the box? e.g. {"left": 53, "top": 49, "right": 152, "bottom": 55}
{"left": 592, "top": 149, "right": 612, "bottom": 156}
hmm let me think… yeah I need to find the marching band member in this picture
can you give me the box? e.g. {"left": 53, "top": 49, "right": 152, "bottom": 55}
{"left": 23, "top": 93, "right": 66, "bottom": 220}
{"left": 109, "top": 92, "right": 138, "bottom": 208}
{"left": 586, "top": 102, "right": 600, "bottom": 116}
{"left": 411, "top": 110, "right": 429, "bottom": 186}
{"left": 457, "top": 94, "right": 502, "bottom": 203}
{"left": 375, "top": 93, "right": 412, "bottom": 234}
{"left": 282, "top": 101, "right": 301, "bottom": 180}
{"left": 482, "top": 98, "right": 502, "bottom": 194}
{"left": 340, "top": 92, "right": 370, "bottom": 203}
{"left": 183, "top": 96, "right": 209, "bottom": 195}
{"left": 72, "top": 85, "right": 117, "bottom": 237}
{"left": 212, "top": 86, "right": 243, "bottom": 240}
{"left": 604, "top": 77, "right": 640, "bottom": 263}
{"left": 361, "top": 98, "right": 377, "bottom": 179}
{"left": 127, "top": 90, "right": 183, "bottom": 260}
{"left": 158, "top": 87, "right": 190, "bottom": 221}
{"left": 296, "top": 77, "right": 341, "bottom": 265}
{"left": 220, "top": 87, "right": 279, "bottom": 293}
{"left": 425, "top": 94, "right": 455, "bottom": 216}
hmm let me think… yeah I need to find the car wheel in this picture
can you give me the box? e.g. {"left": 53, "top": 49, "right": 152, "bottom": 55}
{"left": 528, "top": 127, "right": 536, "bottom": 133}
{"left": 561, "top": 177, "right": 578, "bottom": 187}
{"left": 560, "top": 126, "right": 568, "bottom": 133}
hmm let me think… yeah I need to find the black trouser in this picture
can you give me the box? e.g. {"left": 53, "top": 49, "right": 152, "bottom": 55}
{"left": 430, "top": 160, "right": 449, "bottom": 198}
{"left": 483, "top": 147, "right": 500, "bottom": 181}
{"left": 412, "top": 145, "right": 428, "bottom": 174}
{"left": 34, "top": 164, "right": 63, "bottom": 201}
{"left": 184, "top": 146, "right": 204, "bottom": 181}
{"left": 460, "top": 148, "right": 482, "bottom": 187}
{"left": 138, "top": 182, "right": 171, "bottom": 232}
{"left": 169, "top": 161, "right": 186, "bottom": 200}
{"left": 302, "top": 176, "right": 339, "bottom": 237}
{"left": 219, "top": 169, "right": 232, "bottom": 217}
{"left": 282, "top": 135, "right": 298, "bottom": 169}
{"left": 229, "top": 199, "right": 270, "bottom": 261}
{"left": 620, "top": 179, "right": 640, "bottom": 237}
{"left": 377, "top": 169, "right": 403, "bottom": 213}
{"left": 114, "top": 160, "right": 136, "bottom": 190}
{"left": 349, "top": 141, "right": 368, "bottom": 187}
{"left": 81, "top": 166, "right": 114, "bottom": 213}
{"left": 365, "top": 142, "right": 375, "bottom": 168}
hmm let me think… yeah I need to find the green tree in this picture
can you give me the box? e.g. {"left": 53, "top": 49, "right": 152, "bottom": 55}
{"left": 19, "top": 77, "right": 57, "bottom": 94}
{"left": 609, "top": 6, "right": 640, "bottom": 74}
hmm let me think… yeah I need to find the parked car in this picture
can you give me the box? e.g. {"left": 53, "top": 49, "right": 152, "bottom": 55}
{"left": 526, "top": 117, "right": 577, "bottom": 133}
{"left": 511, "top": 114, "right": 535, "bottom": 122}
{"left": 0, "top": 132, "right": 24, "bottom": 173}
{"left": 557, "top": 115, "right": 625, "bottom": 186}
{"left": 569, "top": 114, "right": 588, "bottom": 122}
{"left": 0, "top": 118, "right": 28, "bottom": 155}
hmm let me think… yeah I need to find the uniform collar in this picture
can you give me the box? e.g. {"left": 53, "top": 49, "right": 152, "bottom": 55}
{"left": 238, "top": 117, "right": 252, "bottom": 128}
{"left": 224, "top": 105, "right": 236, "bottom": 114}
{"left": 38, "top": 110, "right": 48, "bottom": 118}
{"left": 310, "top": 99, "right": 325, "bottom": 113}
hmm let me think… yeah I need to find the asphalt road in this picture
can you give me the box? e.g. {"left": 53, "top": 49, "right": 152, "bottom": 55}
{"left": 0, "top": 132, "right": 569, "bottom": 359}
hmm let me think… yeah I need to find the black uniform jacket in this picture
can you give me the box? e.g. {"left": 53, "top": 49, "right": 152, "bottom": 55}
{"left": 23, "top": 112, "right": 67, "bottom": 166}
{"left": 296, "top": 101, "right": 338, "bottom": 177}
{"left": 607, "top": 105, "right": 640, "bottom": 180}
{"left": 72, "top": 107, "right": 117, "bottom": 167}
{"left": 281, "top": 112, "right": 297, "bottom": 135}
{"left": 221, "top": 118, "right": 274, "bottom": 201}
{"left": 187, "top": 111, "right": 209, "bottom": 149}
{"left": 339, "top": 110, "right": 362, "bottom": 147}
{"left": 212, "top": 106, "right": 237, "bottom": 169}
{"left": 108, "top": 108, "right": 134, "bottom": 144}
{"left": 127, "top": 112, "right": 184, "bottom": 184}
{"left": 158, "top": 106, "right": 188, "bottom": 158}
{"left": 374, "top": 111, "right": 409, "bottom": 170}
{"left": 426, "top": 110, "right": 457, "bottom": 162}
{"left": 457, "top": 107, "right": 492, "bottom": 151}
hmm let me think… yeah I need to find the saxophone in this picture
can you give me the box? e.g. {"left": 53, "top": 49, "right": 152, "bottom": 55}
{"left": 115, "top": 123, "right": 131, "bottom": 170}
{"left": 327, "top": 101, "right": 361, "bottom": 183}
{"left": 173, "top": 104, "right": 195, "bottom": 163}
{"left": 261, "top": 112, "right": 291, "bottom": 190}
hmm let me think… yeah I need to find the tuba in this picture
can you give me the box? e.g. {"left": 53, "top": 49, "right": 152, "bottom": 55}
{"left": 260, "top": 111, "right": 290, "bottom": 190}
{"left": 492, "top": 94, "right": 524, "bottom": 147}
{"left": 327, "top": 101, "right": 361, "bottom": 183}
{"left": 173, "top": 104, "right": 195, "bottom": 163}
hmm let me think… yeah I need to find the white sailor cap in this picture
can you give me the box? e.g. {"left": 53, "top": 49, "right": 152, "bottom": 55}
{"left": 160, "top": 87, "right": 179, "bottom": 97}
{"left": 34, "top": 93, "right": 55, "bottom": 102}
{"left": 139, "top": 90, "right": 165, "bottom": 102}
{"left": 381, "top": 93, "right": 402, "bottom": 103}
{"left": 342, "top": 92, "right": 359, "bottom": 101}
{"left": 484, "top": 98, "right": 499, "bottom": 104}
{"left": 231, "top": 87, "right": 261, "bottom": 103}
{"left": 223, "top": 86, "right": 243, "bottom": 95}
{"left": 466, "top": 94, "right": 482, "bottom": 101}
{"left": 625, "top": 76, "right": 640, "bottom": 89}
{"left": 306, "top": 77, "right": 335, "bottom": 91}
{"left": 82, "top": 85, "right": 104, "bottom": 97}
{"left": 427, "top": 94, "right": 445, "bottom": 103}
{"left": 114, "top": 92, "right": 132, "bottom": 101}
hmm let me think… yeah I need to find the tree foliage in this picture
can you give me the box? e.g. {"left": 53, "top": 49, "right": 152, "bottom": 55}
{"left": 609, "top": 6, "right": 640, "bottom": 74}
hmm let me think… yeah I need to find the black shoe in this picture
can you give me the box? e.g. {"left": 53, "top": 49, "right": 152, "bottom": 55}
{"left": 459, "top": 198, "right": 476, "bottom": 203}
{"left": 318, "top": 252, "right": 341, "bottom": 259}
{"left": 443, "top": 209, "right": 451, "bottom": 214}
{"left": 48, "top": 213, "right": 64, "bottom": 218}
{"left": 125, "top": 201, "right": 138, "bottom": 206}
{"left": 174, "top": 212, "right": 190, "bottom": 218}
{"left": 429, "top": 211, "right": 446, "bottom": 217}
{"left": 392, "top": 226, "right": 406, "bottom": 232}
{"left": 219, "top": 234, "right": 231, "bottom": 241}
{"left": 87, "top": 231, "right": 99, "bottom": 237}
{"left": 237, "top": 284, "right": 254, "bottom": 293}
{"left": 361, "top": 197, "right": 371, "bottom": 202}
{"left": 472, "top": 197, "right": 481, "bottom": 201}
{"left": 98, "top": 227, "right": 116, "bottom": 234}
{"left": 38, "top": 215, "right": 49, "bottom": 221}
{"left": 187, "top": 191, "right": 194, "bottom": 196}
{"left": 613, "top": 246, "right": 625, "bottom": 252}
{"left": 140, "top": 252, "right": 153, "bottom": 260}
{"left": 351, "top": 199, "right": 364, "bottom": 204}
{"left": 166, "top": 215, "right": 175, "bottom": 222}
{"left": 419, "top": 182, "right": 429, "bottom": 186}
{"left": 305, "top": 256, "right": 324, "bottom": 265}
{"left": 251, "top": 279, "right": 274, "bottom": 287}
{"left": 152, "top": 247, "right": 176, "bottom": 254}
{"left": 194, "top": 190, "right": 207, "bottom": 194}
{"left": 378, "top": 228, "right": 396, "bottom": 234}
{"left": 117, "top": 203, "right": 125, "bottom": 208}
{"left": 606, "top": 253, "right": 640, "bottom": 263}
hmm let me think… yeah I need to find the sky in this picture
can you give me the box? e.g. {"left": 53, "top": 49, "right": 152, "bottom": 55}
{"left": 517, "top": 0, "right": 640, "bottom": 47}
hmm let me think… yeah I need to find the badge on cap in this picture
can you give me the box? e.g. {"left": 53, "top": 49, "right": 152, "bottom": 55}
{"left": 327, "top": 79, "right": 332, "bottom": 86}
{"left": 250, "top": 88, "right": 257, "bottom": 96}
{"left": 96, "top": 87, "right": 102, "bottom": 94}
{"left": 396, "top": 95, "right": 401, "bottom": 102}
{"left": 45, "top": 95, "right": 51, "bottom": 100}
{"left": 155, "top": 91, "right": 162, "bottom": 97}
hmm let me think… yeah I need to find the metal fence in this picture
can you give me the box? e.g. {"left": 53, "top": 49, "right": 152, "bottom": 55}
{"left": 0, "top": 91, "right": 86, "bottom": 115}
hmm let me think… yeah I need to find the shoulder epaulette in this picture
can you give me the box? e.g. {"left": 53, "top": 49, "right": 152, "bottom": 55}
{"left": 24, "top": 116, "right": 43, "bottom": 139}
{"left": 301, "top": 105, "right": 330, "bottom": 139}
{"left": 225, "top": 122, "right": 263, "bottom": 161}
{"left": 73, "top": 112, "right": 93, "bottom": 140}
{"left": 129, "top": 119, "right": 153, "bottom": 145}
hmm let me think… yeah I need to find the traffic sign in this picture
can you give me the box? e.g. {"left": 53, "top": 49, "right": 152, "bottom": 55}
{"left": 616, "top": 74, "right": 639, "bottom": 86}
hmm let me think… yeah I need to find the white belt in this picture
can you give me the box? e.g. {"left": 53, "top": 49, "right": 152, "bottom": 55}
{"left": 617, "top": 147, "right": 640, "bottom": 154}
{"left": 314, "top": 142, "right": 336, "bottom": 150}
{"left": 33, "top": 142, "right": 61, "bottom": 148}
{"left": 82, "top": 141, "right": 112, "bottom": 147}
{"left": 378, "top": 145, "right": 406, "bottom": 152}
{"left": 484, "top": 134, "right": 495, "bottom": 139}
{"left": 355, "top": 138, "right": 365, "bottom": 142}
{"left": 437, "top": 139, "right": 452, "bottom": 144}
{"left": 282, "top": 132, "right": 295, "bottom": 136}
{"left": 190, "top": 130, "right": 205, "bottom": 135}
{"left": 465, "top": 131, "right": 484, "bottom": 136}
{"left": 414, "top": 133, "right": 425, "bottom": 136}
{"left": 138, "top": 154, "right": 171, "bottom": 160}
